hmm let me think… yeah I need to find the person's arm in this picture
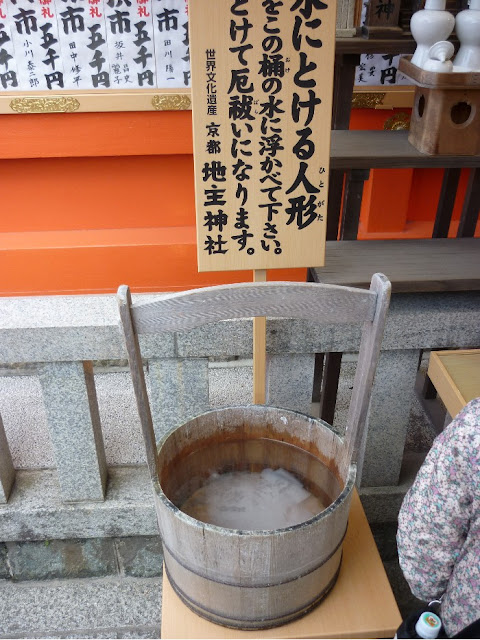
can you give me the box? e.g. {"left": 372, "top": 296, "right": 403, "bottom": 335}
{"left": 397, "top": 400, "right": 479, "bottom": 602}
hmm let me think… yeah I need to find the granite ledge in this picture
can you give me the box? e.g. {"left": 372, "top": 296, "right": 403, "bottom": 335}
{"left": 0, "top": 467, "right": 158, "bottom": 542}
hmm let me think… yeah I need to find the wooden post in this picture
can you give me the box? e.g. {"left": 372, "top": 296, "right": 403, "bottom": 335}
{"left": 253, "top": 270, "right": 267, "bottom": 405}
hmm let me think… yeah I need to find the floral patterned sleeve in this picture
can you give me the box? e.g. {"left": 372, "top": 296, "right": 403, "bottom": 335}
{"left": 397, "top": 397, "right": 480, "bottom": 630}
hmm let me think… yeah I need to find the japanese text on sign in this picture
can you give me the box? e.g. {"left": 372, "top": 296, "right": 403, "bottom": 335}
{"left": 191, "top": 0, "right": 335, "bottom": 273}
{"left": 0, "top": 0, "right": 189, "bottom": 90}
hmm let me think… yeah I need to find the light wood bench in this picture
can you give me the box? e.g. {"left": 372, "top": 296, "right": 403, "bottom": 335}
{"left": 427, "top": 349, "right": 480, "bottom": 419}
{"left": 161, "top": 490, "right": 402, "bottom": 640}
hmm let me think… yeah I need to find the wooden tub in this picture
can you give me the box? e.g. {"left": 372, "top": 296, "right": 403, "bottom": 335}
{"left": 153, "top": 405, "right": 356, "bottom": 630}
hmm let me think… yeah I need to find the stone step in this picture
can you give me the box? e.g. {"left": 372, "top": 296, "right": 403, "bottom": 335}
{"left": 0, "top": 576, "right": 162, "bottom": 639}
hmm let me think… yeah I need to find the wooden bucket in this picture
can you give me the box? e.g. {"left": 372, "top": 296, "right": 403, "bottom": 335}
{"left": 153, "top": 405, "right": 356, "bottom": 630}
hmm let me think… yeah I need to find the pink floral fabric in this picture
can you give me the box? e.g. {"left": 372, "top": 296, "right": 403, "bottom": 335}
{"left": 397, "top": 397, "right": 480, "bottom": 637}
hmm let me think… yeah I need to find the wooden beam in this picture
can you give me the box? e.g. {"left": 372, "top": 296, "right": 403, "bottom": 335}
{"left": 457, "top": 168, "right": 480, "bottom": 238}
{"left": 432, "top": 169, "right": 461, "bottom": 238}
{"left": 310, "top": 238, "right": 480, "bottom": 293}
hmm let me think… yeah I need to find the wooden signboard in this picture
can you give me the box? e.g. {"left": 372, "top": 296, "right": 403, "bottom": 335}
{"left": 362, "top": 0, "right": 402, "bottom": 38}
{"left": 190, "top": 0, "right": 336, "bottom": 273}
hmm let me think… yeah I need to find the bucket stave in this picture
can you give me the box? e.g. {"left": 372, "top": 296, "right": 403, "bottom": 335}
{"left": 154, "top": 405, "right": 356, "bottom": 630}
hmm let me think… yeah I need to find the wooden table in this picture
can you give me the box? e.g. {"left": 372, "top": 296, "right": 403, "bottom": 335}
{"left": 428, "top": 349, "right": 480, "bottom": 418}
{"left": 161, "top": 491, "right": 402, "bottom": 639}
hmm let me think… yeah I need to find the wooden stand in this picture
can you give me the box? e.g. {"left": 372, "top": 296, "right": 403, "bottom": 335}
{"left": 161, "top": 490, "right": 402, "bottom": 640}
{"left": 400, "top": 57, "right": 480, "bottom": 156}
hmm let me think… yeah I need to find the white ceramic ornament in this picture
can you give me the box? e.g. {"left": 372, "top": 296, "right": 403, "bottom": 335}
{"left": 423, "top": 40, "right": 455, "bottom": 72}
{"left": 410, "top": 0, "right": 455, "bottom": 69}
{"left": 454, "top": 0, "right": 480, "bottom": 72}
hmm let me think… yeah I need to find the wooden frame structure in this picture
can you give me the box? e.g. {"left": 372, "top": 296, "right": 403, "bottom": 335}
{"left": 117, "top": 275, "right": 391, "bottom": 485}
{"left": 0, "top": 86, "right": 413, "bottom": 114}
{"left": 0, "top": 89, "right": 192, "bottom": 115}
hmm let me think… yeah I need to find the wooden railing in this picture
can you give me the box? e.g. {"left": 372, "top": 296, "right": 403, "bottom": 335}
{"left": 0, "top": 288, "right": 479, "bottom": 520}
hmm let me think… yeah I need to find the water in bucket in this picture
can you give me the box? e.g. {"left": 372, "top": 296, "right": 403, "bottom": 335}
{"left": 181, "top": 466, "right": 327, "bottom": 529}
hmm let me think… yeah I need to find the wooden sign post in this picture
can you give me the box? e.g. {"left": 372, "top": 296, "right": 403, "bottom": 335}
{"left": 253, "top": 269, "right": 267, "bottom": 404}
{"left": 190, "top": 0, "right": 337, "bottom": 404}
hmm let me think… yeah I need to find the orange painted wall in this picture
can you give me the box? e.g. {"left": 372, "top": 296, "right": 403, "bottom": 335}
{"left": 1, "top": 108, "right": 476, "bottom": 297}
{"left": 1, "top": 155, "right": 195, "bottom": 232}
{"left": 0, "top": 111, "right": 305, "bottom": 296}
{"left": 0, "top": 111, "right": 193, "bottom": 159}
{"left": 349, "top": 108, "right": 476, "bottom": 240}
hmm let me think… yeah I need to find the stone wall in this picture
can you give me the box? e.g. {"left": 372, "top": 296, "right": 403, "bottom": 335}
{"left": 0, "top": 536, "right": 163, "bottom": 582}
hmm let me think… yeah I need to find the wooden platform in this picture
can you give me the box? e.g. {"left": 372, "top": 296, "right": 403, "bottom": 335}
{"left": 428, "top": 350, "right": 480, "bottom": 418}
{"left": 161, "top": 491, "right": 401, "bottom": 640}
{"left": 330, "top": 131, "right": 480, "bottom": 170}
{"left": 310, "top": 238, "right": 480, "bottom": 293}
